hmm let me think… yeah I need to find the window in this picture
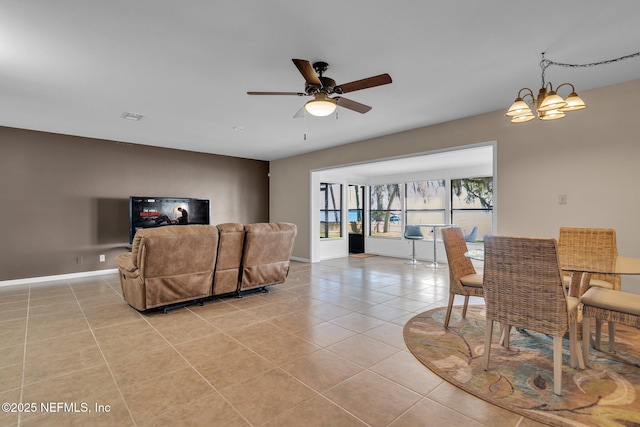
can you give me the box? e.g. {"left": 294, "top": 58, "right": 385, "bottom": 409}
{"left": 451, "top": 177, "right": 493, "bottom": 242}
{"left": 405, "top": 180, "right": 447, "bottom": 233}
{"left": 320, "top": 183, "right": 342, "bottom": 238}
{"left": 370, "top": 184, "right": 402, "bottom": 238}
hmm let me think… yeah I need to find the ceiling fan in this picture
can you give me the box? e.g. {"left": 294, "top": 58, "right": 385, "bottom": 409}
{"left": 247, "top": 59, "right": 392, "bottom": 117}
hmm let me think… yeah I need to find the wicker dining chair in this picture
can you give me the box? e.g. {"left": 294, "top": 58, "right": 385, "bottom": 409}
{"left": 558, "top": 227, "right": 620, "bottom": 290}
{"left": 441, "top": 227, "right": 484, "bottom": 328}
{"left": 482, "top": 235, "right": 584, "bottom": 396}
{"left": 558, "top": 227, "right": 619, "bottom": 350}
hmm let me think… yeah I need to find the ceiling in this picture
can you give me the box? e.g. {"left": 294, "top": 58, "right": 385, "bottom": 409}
{"left": 2, "top": 1, "right": 640, "bottom": 162}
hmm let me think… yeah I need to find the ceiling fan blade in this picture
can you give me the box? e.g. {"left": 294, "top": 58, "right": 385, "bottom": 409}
{"left": 336, "top": 73, "right": 392, "bottom": 94}
{"left": 335, "top": 97, "right": 372, "bottom": 114}
{"left": 293, "top": 106, "right": 306, "bottom": 118}
{"left": 247, "top": 91, "right": 306, "bottom": 96}
{"left": 292, "top": 59, "right": 322, "bottom": 86}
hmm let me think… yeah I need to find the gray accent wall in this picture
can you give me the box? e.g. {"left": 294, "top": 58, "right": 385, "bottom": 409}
{"left": 0, "top": 127, "right": 269, "bottom": 281}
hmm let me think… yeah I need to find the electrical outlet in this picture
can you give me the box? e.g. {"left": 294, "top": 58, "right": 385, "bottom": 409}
{"left": 76, "top": 256, "right": 83, "bottom": 264}
{"left": 559, "top": 194, "right": 567, "bottom": 205}
{"left": 99, "top": 254, "right": 106, "bottom": 263}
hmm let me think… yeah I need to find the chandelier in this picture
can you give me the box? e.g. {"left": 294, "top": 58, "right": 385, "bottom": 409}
{"left": 506, "top": 51, "right": 640, "bottom": 124}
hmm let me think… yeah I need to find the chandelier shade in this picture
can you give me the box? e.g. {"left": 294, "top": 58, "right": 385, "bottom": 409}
{"left": 537, "top": 90, "right": 567, "bottom": 112}
{"left": 510, "top": 112, "right": 535, "bottom": 123}
{"left": 560, "top": 92, "right": 587, "bottom": 111}
{"left": 505, "top": 97, "right": 532, "bottom": 117}
{"left": 539, "top": 109, "right": 566, "bottom": 121}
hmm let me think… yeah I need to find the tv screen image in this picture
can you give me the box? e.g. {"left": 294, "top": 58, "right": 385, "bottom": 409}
{"left": 129, "top": 197, "right": 210, "bottom": 243}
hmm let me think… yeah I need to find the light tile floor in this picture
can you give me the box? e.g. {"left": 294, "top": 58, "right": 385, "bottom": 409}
{"left": 0, "top": 256, "right": 547, "bottom": 426}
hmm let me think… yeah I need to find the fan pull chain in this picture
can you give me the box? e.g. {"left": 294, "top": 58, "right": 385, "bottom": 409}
{"left": 304, "top": 109, "right": 308, "bottom": 140}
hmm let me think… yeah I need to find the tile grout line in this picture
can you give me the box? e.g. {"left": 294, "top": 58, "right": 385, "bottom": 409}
{"left": 190, "top": 296, "right": 364, "bottom": 425}
{"left": 68, "top": 281, "right": 138, "bottom": 426}
{"left": 16, "top": 286, "right": 31, "bottom": 427}
{"left": 216, "top": 294, "right": 419, "bottom": 425}
{"left": 136, "top": 304, "right": 257, "bottom": 426}
{"left": 193, "top": 303, "right": 346, "bottom": 425}
{"left": 187, "top": 296, "right": 374, "bottom": 426}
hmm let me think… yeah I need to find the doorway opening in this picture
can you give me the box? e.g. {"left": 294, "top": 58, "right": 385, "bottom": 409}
{"left": 348, "top": 184, "right": 365, "bottom": 254}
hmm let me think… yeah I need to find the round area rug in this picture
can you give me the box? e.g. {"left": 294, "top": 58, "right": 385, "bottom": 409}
{"left": 404, "top": 305, "right": 640, "bottom": 427}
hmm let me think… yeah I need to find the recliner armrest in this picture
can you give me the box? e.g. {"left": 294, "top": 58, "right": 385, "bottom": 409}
{"left": 116, "top": 253, "right": 137, "bottom": 273}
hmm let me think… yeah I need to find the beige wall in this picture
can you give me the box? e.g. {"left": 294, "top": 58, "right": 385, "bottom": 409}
{"left": 270, "top": 79, "right": 640, "bottom": 269}
{"left": 0, "top": 127, "right": 269, "bottom": 281}
{"left": 3, "top": 79, "right": 638, "bottom": 284}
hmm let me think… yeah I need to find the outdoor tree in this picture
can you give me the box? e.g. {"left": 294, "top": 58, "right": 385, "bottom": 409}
{"left": 371, "top": 184, "right": 400, "bottom": 233}
{"left": 451, "top": 177, "right": 493, "bottom": 209}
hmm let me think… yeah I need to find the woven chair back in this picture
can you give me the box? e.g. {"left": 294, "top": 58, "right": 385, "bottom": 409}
{"left": 558, "top": 227, "right": 620, "bottom": 290}
{"left": 483, "top": 235, "right": 569, "bottom": 337}
{"left": 441, "top": 227, "right": 476, "bottom": 294}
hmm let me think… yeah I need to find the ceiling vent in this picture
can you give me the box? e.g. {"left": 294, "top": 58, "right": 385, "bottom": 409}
{"left": 121, "top": 112, "right": 144, "bottom": 121}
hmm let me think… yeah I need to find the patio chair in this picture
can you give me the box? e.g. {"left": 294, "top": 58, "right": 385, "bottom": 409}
{"left": 482, "top": 235, "right": 584, "bottom": 395}
{"left": 404, "top": 225, "right": 424, "bottom": 265}
{"left": 441, "top": 227, "right": 484, "bottom": 328}
{"left": 463, "top": 226, "right": 478, "bottom": 243}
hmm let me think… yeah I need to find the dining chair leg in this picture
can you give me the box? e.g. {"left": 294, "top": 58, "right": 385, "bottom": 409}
{"left": 595, "top": 319, "right": 602, "bottom": 349}
{"left": 570, "top": 319, "right": 585, "bottom": 369}
{"left": 462, "top": 295, "right": 470, "bottom": 318}
{"left": 500, "top": 325, "right": 511, "bottom": 348}
{"left": 570, "top": 326, "right": 576, "bottom": 368}
{"left": 582, "top": 316, "right": 591, "bottom": 366}
{"left": 482, "top": 319, "right": 493, "bottom": 370}
{"left": 608, "top": 322, "right": 616, "bottom": 352}
{"left": 553, "top": 336, "right": 563, "bottom": 395}
{"left": 444, "top": 293, "right": 455, "bottom": 328}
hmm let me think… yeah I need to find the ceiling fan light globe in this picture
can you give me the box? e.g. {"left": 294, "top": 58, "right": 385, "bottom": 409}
{"left": 305, "top": 99, "right": 337, "bottom": 116}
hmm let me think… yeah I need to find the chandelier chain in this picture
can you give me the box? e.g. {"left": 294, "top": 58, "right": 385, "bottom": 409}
{"left": 540, "top": 51, "right": 640, "bottom": 87}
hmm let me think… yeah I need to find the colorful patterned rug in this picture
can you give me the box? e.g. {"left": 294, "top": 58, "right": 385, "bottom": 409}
{"left": 403, "top": 306, "right": 640, "bottom": 427}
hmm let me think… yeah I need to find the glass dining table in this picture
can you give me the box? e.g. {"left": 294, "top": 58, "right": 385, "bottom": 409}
{"left": 465, "top": 249, "right": 640, "bottom": 296}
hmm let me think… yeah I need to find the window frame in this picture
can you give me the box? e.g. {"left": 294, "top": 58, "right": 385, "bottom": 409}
{"left": 405, "top": 179, "right": 447, "bottom": 229}
{"left": 369, "top": 184, "right": 403, "bottom": 239}
{"left": 319, "top": 182, "right": 343, "bottom": 239}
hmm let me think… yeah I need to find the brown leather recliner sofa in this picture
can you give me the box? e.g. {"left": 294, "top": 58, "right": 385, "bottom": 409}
{"left": 116, "top": 224, "right": 219, "bottom": 311}
{"left": 213, "top": 222, "right": 245, "bottom": 296}
{"left": 116, "top": 222, "right": 296, "bottom": 311}
{"left": 239, "top": 222, "right": 298, "bottom": 292}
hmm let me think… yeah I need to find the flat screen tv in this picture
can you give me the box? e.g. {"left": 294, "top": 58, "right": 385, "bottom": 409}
{"left": 129, "top": 196, "right": 211, "bottom": 244}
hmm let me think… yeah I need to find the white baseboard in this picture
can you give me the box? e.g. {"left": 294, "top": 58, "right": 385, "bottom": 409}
{"left": 290, "top": 256, "right": 311, "bottom": 263}
{"left": 0, "top": 269, "right": 119, "bottom": 288}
